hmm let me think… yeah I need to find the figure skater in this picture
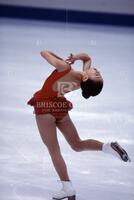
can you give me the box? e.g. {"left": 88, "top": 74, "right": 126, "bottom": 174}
{"left": 27, "top": 51, "right": 131, "bottom": 200}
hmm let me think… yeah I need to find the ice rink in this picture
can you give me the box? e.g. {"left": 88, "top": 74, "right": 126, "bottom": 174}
{"left": 0, "top": 18, "right": 134, "bottom": 200}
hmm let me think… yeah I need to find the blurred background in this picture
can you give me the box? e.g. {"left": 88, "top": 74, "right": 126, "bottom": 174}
{"left": 0, "top": 1, "right": 134, "bottom": 200}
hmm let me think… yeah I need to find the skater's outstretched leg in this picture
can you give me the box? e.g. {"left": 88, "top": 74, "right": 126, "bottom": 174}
{"left": 56, "top": 114, "right": 131, "bottom": 162}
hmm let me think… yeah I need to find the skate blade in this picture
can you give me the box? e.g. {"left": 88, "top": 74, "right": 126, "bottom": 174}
{"left": 111, "top": 142, "right": 131, "bottom": 162}
{"left": 68, "top": 195, "right": 76, "bottom": 200}
{"left": 53, "top": 195, "right": 76, "bottom": 200}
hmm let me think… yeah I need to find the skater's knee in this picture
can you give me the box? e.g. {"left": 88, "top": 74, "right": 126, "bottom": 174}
{"left": 71, "top": 140, "right": 82, "bottom": 152}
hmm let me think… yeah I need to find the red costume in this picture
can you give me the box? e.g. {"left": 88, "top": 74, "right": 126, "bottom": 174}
{"left": 27, "top": 66, "right": 73, "bottom": 120}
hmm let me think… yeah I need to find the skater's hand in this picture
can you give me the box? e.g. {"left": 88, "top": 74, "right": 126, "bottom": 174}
{"left": 65, "top": 53, "right": 75, "bottom": 64}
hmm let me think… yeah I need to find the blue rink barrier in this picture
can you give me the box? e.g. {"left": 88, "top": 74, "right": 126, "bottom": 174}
{"left": 0, "top": 4, "right": 134, "bottom": 27}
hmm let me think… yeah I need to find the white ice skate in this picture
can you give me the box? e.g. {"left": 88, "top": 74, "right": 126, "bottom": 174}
{"left": 103, "top": 141, "right": 131, "bottom": 162}
{"left": 52, "top": 181, "right": 76, "bottom": 200}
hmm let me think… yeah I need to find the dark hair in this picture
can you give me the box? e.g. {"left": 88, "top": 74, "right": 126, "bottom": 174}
{"left": 80, "top": 78, "right": 103, "bottom": 99}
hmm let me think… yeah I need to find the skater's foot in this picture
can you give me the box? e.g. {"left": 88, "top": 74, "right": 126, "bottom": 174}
{"left": 111, "top": 142, "right": 131, "bottom": 162}
{"left": 103, "top": 142, "right": 131, "bottom": 162}
{"left": 53, "top": 194, "right": 76, "bottom": 200}
{"left": 52, "top": 181, "right": 76, "bottom": 200}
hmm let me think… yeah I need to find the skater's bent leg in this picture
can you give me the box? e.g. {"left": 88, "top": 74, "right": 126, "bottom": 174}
{"left": 80, "top": 139, "right": 103, "bottom": 151}
{"left": 35, "top": 114, "right": 70, "bottom": 181}
{"left": 56, "top": 114, "right": 103, "bottom": 152}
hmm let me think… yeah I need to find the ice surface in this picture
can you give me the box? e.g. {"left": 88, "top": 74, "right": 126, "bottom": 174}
{"left": 0, "top": 18, "right": 134, "bottom": 200}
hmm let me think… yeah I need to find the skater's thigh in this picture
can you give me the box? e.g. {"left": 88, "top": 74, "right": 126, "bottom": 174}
{"left": 35, "top": 114, "right": 60, "bottom": 153}
{"left": 56, "top": 114, "right": 81, "bottom": 146}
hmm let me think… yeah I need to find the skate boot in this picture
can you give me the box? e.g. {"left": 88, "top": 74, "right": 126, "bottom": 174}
{"left": 103, "top": 141, "right": 131, "bottom": 162}
{"left": 52, "top": 181, "right": 76, "bottom": 200}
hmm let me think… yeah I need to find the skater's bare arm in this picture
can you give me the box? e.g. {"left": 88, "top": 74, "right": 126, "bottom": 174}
{"left": 40, "top": 50, "right": 70, "bottom": 71}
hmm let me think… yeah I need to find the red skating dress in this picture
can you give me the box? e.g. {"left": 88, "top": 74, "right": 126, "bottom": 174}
{"left": 27, "top": 66, "right": 73, "bottom": 120}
